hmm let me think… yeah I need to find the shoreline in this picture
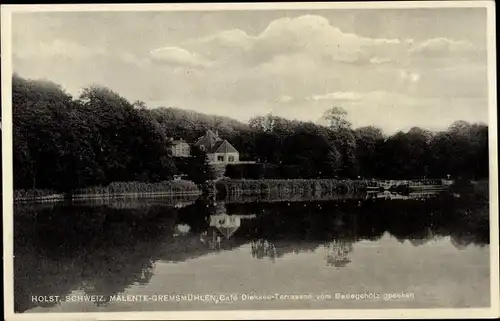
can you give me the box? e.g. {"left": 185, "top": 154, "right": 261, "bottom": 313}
{"left": 213, "top": 178, "right": 457, "bottom": 196}
{"left": 14, "top": 191, "right": 203, "bottom": 203}
{"left": 13, "top": 180, "right": 202, "bottom": 203}
{"left": 13, "top": 178, "right": 481, "bottom": 204}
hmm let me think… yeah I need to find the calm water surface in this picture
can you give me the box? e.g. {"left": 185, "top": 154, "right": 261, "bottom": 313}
{"left": 14, "top": 192, "right": 490, "bottom": 312}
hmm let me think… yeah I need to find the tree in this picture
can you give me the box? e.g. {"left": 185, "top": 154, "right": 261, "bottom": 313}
{"left": 355, "top": 126, "right": 384, "bottom": 178}
{"left": 77, "top": 85, "right": 176, "bottom": 184}
{"left": 12, "top": 75, "right": 81, "bottom": 190}
{"left": 11, "top": 74, "right": 489, "bottom": 190}
{"left": 12, "top": 76, "right": 178, "bottom": 192}
{"left": 449, "top": 120, "right": 471, "bottom": 135}
{"left": 282, "top": 129, "right": 340, "bottom": 178}
{"left": 321, "top": 109, "right": 357, "bottom": 178}
{"left": 249, "top": 113, "right": 275, "bottom": 132}
{"left": 427, "top": 122, "right": 488, "bottom": 180}
{"left": 323, "top": 106, "right": 352, "bottom": 130}
{"left": 182, "top": 145, "right": 215, "bottom": 185}
{"left": 132, "top": 100, "right": 147, "bottom": 110}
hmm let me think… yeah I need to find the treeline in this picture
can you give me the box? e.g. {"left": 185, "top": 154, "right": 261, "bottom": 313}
{"left": 219, "top": 122, "right": 489, "bottom": 180}
{"left": 151, "top": 107, "right": 488, "bottom": 180}
{"left": 13, "top": 75, "right": 181, "bottom": 192}
{"left": 12, "top": 75, "right": 488, "bottom": 192}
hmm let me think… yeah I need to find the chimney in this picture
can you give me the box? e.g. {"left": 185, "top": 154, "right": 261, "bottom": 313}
{"left": 215, "top": 130, "right": 219, "bottom": 137}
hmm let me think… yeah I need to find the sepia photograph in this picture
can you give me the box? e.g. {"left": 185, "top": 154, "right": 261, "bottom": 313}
{"left": 2, "top": 2, "right": 498, "bottom": 320}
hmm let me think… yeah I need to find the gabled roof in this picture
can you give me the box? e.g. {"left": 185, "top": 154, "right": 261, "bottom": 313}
{"left": 210, "top": 140, "right": 238, "bottom": 154}
{"left": 194, "top": 129, "right": 238, "bottom": 154}
{"left": 195, "top": 129, "right": 221, "bottom": 150}
{"left": 210, "top": 214, "right": 241, "bottom": 239}
{"left": 217, "top": 226, "right": 239, "bottom": 239}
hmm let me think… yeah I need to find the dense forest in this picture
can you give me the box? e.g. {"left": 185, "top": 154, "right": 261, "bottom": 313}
{"left": 12, "top": 75, "right": 489, "bottom": 192}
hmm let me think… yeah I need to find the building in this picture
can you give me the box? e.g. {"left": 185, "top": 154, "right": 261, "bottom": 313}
{"left": 210, "top": 214, "right": 242, "bottom": 239}
{"left": 170, "top": 138, "right": 191, "bottom": 157}
{"left": 194, "top": 129, "right": 239, "bottom": 164}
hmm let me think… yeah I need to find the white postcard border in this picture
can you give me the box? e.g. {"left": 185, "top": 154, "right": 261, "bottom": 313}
{"left": 2, "top": 2, "right": 498, "bottom": 320}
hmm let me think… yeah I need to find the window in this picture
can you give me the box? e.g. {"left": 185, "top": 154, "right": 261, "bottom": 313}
{"left": 217, "top": 155, "right": 224, "bottom": 162}
{"left": 228, "top": 156, "right": 235, "bottom": 162}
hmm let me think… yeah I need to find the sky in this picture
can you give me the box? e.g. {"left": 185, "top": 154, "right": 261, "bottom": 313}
{"left": 11, "top": 7, "right": 490, "bottom": 134}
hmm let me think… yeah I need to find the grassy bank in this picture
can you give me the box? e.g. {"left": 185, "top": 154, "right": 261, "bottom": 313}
{"left": 14, "top": 180, "right": 201, "bottom": 203}
{"left": 13, "top": 189, "right": 66, "bottom": 202}
{"left": 215, "top": 179, "right": 368, "bottom": 197}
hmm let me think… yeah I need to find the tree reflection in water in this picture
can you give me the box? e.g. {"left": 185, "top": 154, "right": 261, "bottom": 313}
{"left": 324, "top": 240, "right": 354, "bottom": 268}
{"left": 251, "top": 239, "right": 278, "bottom": 261}
{"left": 14, "top": 191, "right": 489, "bottom": 312}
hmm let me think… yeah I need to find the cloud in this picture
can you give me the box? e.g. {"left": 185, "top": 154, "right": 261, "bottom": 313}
{"left": 310, "top": 90, "right": 417, "bottom": 104}
{"left": 151, "top": 14, "right": 405, "bottom": 67}
{"left": 310, "top": 91, "right": 365, "bottom": 101}
{"left": 306, "top": 90, "right": 488, "bottom": 134}
{"left": 250, "top": 15, "right": 403, "bottom": 65}
{"left": 409, "top": 63, "right": 487, "bottom": 99}
{"left": 399, "top": 69, "right": 421, "bottom": 83}
{"left": 410, "top": 38, "right": 479, "bottom": 58}
{"left": 276, "top": 94, "right": 293, "bottom": 103}
{"left": 148, "top": 14, "right": 485, "bottom": 76}
{"left": 120, "top": 52, "right": 152, "bottom": 68}
{"left": 149, "top": 46, "right": 210, "bottom": 67}
{"left": 12, "top": 13, "right": 488, "bottom": 135}
{"left": 14, "top": 39, "right": 105, "bottom": 59}
{"left": 184, "top": 29, "right": 254, "bottom": 61}
{"left": 369, "top": 57, "right": 393, "bottom": 64}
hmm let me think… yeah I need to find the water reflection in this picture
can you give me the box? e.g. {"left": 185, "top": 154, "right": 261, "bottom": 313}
{"left": 14, "top": 191, "right": 489, "bottom": 312}
{"left": 251, "top": 239, "right": 278, "bottom": 261}
{"left": 368, "top": 190, "right": 449, "bottom": 200}
{"left": 325, "top": 240, "right": 354, "bottom": 268}
{"left": 205, "top": 211, "right": 256, "bottom": 250}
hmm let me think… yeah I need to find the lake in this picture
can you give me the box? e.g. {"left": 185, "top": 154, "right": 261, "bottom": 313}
{"left": 13, "top": 191, "right": 490, "bottom": 312}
